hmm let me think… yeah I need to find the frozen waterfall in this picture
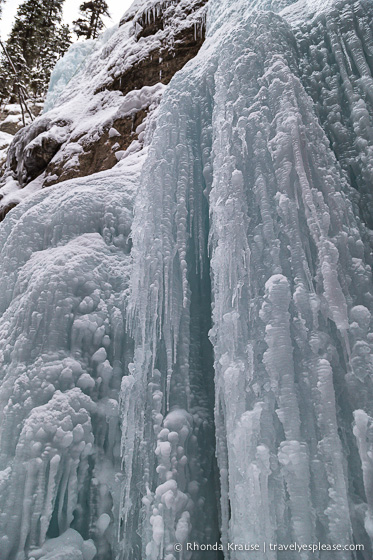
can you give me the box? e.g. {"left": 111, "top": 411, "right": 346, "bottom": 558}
{"left": 0, "top": 0, "right": 373, "bottom": 558}
{"left": 129, "top": 0, "right": 373, "bottom": 557}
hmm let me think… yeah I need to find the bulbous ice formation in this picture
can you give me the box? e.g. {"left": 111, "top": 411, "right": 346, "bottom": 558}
{"left": 0, "top": 160, "right": 140, "bottom": 559}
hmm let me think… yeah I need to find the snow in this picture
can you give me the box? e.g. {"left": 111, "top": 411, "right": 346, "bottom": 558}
{"left": 0, "top": 131, "right": 13, "bottom": 167}
{"left": 109, "top": 127, "right": 121, "bottom": 138}
{"left": 116, "top": 83, "right": 166, "bottom": 118}
{"left": 0, "top": 131, "right": 13, "bottom": 149}
{"left": 0, "top": 0, "right": 373, "bottom": 558}
{"left": 354, "top": 410, "right": 373, "bottom": 540}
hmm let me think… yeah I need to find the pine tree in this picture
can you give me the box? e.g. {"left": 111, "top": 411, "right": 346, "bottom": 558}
{"left": 73, "top": 0, "right": 110, "bottom": 40}
{"left": 0, "top": 0, "right": 71, "bottom": 103}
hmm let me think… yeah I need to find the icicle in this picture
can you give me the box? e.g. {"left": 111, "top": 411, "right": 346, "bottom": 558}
{"left": 353, "top": 410, "right": 373, "bottom": 541}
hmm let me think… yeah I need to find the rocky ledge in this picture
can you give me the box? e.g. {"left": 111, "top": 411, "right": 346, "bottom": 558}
{"left": 0, "top": 0, "right": 207, "bottom": 220}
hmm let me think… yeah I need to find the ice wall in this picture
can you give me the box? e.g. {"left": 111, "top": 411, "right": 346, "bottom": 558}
{"left": 0, "top": 154, "right": 141, "bottom": 559}
{"left": 0, "top": 0, "right": 373, "bottom": 558}
{"left": 129, "top": 0, "right": 373, "bottom": 558}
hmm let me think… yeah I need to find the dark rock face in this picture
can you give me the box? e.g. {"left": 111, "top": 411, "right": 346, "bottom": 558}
{"left": 136, "top": 12, "right": 165, "bottom": 38}
{"left": 23, "top": 134, "right": 63, "bottom": 182}
{"left": 102, "top": 1, "right": 207, "bottom": 96}
{"left": 0, "top": 201, "right": 17, "bottom": 221}
{"left": 44, "top": 109, "right": 148, "bottom": 186}
{"left": 0, "top": 0, "right": 208, "bottom": 221}
{"left": 7, "top": 117, "right": 60, "bottom": 185}
{"left": 42, "top": 1, "right": 207, "bottom": 185}
{"left": 104, "top": 30, "right": 205, "bottom": 97}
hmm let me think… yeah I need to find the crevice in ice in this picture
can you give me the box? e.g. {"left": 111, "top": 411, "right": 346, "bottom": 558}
{"left": 122, "top": 54, "right": 227, "bottom": 554}
{"left": 122, "top": 184, "right": 223, "bottom": 559}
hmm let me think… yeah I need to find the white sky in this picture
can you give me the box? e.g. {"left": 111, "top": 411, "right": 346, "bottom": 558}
{"left": 0, "top": 0, "right": 134, "bottom": 39}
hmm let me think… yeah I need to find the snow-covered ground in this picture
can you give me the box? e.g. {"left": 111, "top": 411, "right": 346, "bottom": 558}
{"left": 0, "top": 131, "right": 13, "bottom": 168}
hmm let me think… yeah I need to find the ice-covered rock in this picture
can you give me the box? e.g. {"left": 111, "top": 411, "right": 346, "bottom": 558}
{"left": 0, "top": 0, "right": 207, "bottom": 217}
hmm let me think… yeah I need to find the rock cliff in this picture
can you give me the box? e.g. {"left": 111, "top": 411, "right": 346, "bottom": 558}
{"left": 0, "top": 0, "right": 207, "bottom": 220}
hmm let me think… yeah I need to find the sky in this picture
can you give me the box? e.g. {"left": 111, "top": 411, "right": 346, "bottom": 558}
{"left": 0, "top": 0, "right": 134, "bottom": 39}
